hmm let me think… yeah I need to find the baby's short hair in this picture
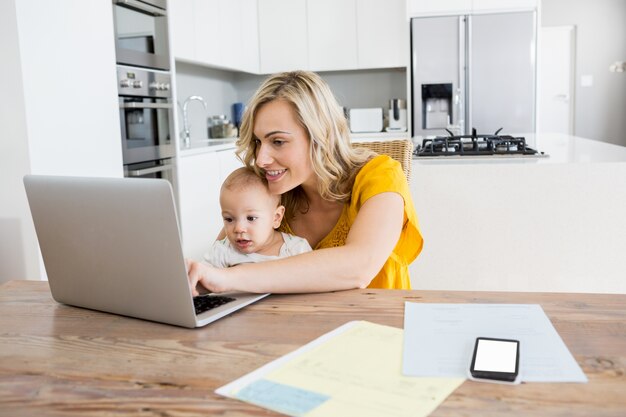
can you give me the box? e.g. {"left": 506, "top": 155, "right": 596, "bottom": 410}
{"left": 221, "top": 167, "right": 280, "bottom": 205}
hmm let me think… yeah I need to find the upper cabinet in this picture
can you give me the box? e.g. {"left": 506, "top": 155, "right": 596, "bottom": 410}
{"left": 407, "top": 0, "right": 537, "bottom": 17}
{"left": 259, "top": 0, "right": 407, "bottom": 73}
{"left": 170, "top": 0, "right": 259, "bottom": 73}
{"left": 171, "top": 0, "right": 408, "bottom": 74}
{"left": 258, "top": 0, "right": 308, "bottom": 73}
{"left": 307, "top": 0, "right": 358, "bottom": 72}
{"left": 357, "top": 0, "right": 408, "bottom": 69}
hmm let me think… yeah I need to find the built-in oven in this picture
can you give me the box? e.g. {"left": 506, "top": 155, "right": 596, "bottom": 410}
{"left": 112, "top": 0, "right": 170, "bottom": 70}
{"left": 117, "top": 65, "right": 176, "bottom": 189}
{"left": 118, "top": 66, "right": 174, "bottom": 164}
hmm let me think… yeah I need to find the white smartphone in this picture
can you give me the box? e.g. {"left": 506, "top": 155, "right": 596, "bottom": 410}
{"left": 470, "top": 337, "right": 520, "bottom": 382}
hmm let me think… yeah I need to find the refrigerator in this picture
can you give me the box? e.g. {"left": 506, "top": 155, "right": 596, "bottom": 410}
{"left": 410, "top": 12, "right": 537, "bottom": 137}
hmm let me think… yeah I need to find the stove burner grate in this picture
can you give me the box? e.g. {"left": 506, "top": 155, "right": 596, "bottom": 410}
{"left": 414, "top": 128, "right": 542, "bottom": 157}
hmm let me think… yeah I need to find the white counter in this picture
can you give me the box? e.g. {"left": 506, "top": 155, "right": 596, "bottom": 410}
{"left": 178, "top": 131, "right": 409, "bottom": 157}
{"left": 412, "top": 133, "right": 626, "bottom": 165}
{"left": 178, "top": 138, "right": 238, "bottom": 157}
{"left": 409, "top": 134, "right": 626, "bottom": 294}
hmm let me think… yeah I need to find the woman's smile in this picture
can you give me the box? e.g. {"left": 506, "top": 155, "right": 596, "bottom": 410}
{"left": 265, "top": 168, "right": 287, "bottom": 182}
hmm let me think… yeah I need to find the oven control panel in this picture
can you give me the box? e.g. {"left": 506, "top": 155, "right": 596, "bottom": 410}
{"left": 117, "top": 66, "right": 170, "bottom": 99}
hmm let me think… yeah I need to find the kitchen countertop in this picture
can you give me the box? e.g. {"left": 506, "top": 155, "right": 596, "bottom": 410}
{"left": 178, "top": 138, "right": 238, "bottom": 157}
{"left": 178, "top": 132, "right": 409, "bottom": 157}
{"left": 179, "top": 133, "right": 626, "bottom": 163}
{"left": 412, "top": 133, "right": 626, "bottom": 165}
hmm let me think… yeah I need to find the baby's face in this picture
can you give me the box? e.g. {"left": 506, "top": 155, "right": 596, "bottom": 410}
{"left": 220, "top": 184, "right": 283, "bottom": 254}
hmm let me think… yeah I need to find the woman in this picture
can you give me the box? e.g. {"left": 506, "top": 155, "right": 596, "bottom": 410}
{"left": 187, "top": 71, "right": 422, "bottom": 295}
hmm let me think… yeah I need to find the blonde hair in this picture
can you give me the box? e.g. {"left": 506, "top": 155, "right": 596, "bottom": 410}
{"left": 221, "top": 167, "right": 279, "bottom": 206}
{"left": 236, "top": 71, "right": 375, "bottom": 220}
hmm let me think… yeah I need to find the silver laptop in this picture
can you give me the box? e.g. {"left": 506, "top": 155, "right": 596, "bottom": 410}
{"left": 23, "top": 175, "right": 269, "bottom": 328}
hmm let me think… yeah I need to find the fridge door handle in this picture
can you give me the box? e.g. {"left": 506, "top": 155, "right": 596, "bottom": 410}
{"left": 458, "top": 15, "right": 467, "bottom": 134}
{"left": 466, "top": 15, "right": 472, "bottom": 134}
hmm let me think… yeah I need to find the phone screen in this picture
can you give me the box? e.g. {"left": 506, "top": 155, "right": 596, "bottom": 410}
{"left": 470, "top": 337, "right": 519, "bottom": 381}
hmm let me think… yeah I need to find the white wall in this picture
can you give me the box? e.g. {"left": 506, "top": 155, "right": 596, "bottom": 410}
{"left": 175, "top": 65, "right": 407, "bottom": 143}
{"left": 175, "top": 63, "right": 239, "bottom": 141}
{"left": 541, "top": 0, "right": 626, "bottom": 146}
{"left": 235, "top": 68, "right": 407, "bottom": 109}
{"left": 0, "top": 0, "right": 38, "bottom": 284}
{"left": 0, "top": 0, "right": 124, "bottom": 283}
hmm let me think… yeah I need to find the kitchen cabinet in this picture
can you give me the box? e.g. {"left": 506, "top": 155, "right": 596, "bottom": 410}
{"left": 169, "top": 0, "right": 259, "bottom": 73}
{"left": 177, "top": 148, "right": 242, "bottom": 260}
{"left": 173, "top": 0, "right": 407, "bottom": 74}
{"left": 307, "top": 0, "right": 358, "bottom": 71}
{"left": 408, "top": 133, "right": 626, "bottom": 294}
{"left": 258, "top": 0, "right": 308, "bottom": 73}
{"left": 357, "top": 0, "right": 408, "bottom": 69}
{"left": 258, "top": 0, "right": 407, "bottom": 73}
{"left": 193, "top": 0, "right": 220, "bottom": 65}
{"left": 169, "top": 0, "right": 196, "bottom": 61}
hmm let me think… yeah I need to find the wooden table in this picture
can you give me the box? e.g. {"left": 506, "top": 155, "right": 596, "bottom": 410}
{"left": 1, "top": 281, "right": 625, "bottom": 416}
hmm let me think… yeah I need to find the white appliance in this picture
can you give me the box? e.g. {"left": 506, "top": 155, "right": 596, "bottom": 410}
{"left": 349, "top": 108, "right": 383, "bottom": 133}
{"left": 410, "top": 12, "right": 537, "bottom": 137}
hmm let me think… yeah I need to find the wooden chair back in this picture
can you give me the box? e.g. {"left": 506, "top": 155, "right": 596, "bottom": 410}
{"left": 353, "top": 139, "right": 413, "bottom": 183}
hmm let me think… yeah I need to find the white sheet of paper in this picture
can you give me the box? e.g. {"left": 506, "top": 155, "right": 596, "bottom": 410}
{"left": 402, "top": 303, "right": 587, "bottom": 383}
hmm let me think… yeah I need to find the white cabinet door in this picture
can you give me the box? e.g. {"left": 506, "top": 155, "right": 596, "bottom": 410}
{"left": 258, "top": 0, "right": 308, "bottom": 73}
{"left": 169, "top": 0, "right": 196, "bottom": 61}
{"left": 177, "top": 149, "right": 242, "bottom": 260}
{"left": 177, "top": 152, "right": 222, "bottom": 260}
{"left": 193, "top": 0, "right": 220, "bottom": 65}
{"left": 217, "top": 149, "right": 243, "bottom": 183}
{"left": 307, "top": 0, "right": 358, "bottom": 72}
{"left": 240, "top": 0, "right": 260, "bottom": 73}
{"left": 171, "top": 0, "right": 258, "bottom": 72}
{"left": 472, "top": 0, "right": 537, "bottom": 13}
{"left": 357, "top": 0, "right": 408, "bottom": 69}
{"left": 407, "top": 0, "right": 472, "bottom": 16}
{"left": 217, "top": 0, "right": 242, "bottom": 70}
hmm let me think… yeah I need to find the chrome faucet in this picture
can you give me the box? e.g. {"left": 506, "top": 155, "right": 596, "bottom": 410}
{"left": 181, "top": 95, "right": 207, "bottom": 148}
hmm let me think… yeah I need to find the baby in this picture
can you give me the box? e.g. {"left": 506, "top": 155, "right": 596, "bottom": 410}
{"left": 204, "top": 167, "right": 312, "bottom": 267}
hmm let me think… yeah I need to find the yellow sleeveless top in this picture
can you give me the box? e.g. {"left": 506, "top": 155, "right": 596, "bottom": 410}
{"left": 280, "top": 155, "right": 423, "bottom": 289}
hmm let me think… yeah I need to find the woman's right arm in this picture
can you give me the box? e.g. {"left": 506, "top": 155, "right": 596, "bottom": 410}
{"left": 187, "top": 191, "right": 404, "bottom": 294}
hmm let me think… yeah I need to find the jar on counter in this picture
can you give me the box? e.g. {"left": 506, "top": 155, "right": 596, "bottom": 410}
{"left": 208, "top": 114, "right": 238, "bottom": 138}
{"left": 208, "top": 115, "right": 228, "bottom": 138}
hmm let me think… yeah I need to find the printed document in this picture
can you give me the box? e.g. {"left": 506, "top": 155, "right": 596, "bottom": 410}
{"left": 402, "top": 303, "right": 587, "bottom": 383}
{"left": 217, "top": 321, "right": 464, "bottom": 417}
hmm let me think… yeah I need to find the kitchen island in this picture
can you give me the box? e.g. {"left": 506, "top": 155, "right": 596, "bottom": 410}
{"left": 409, "top": 133, "right": 626, "bottom": 294}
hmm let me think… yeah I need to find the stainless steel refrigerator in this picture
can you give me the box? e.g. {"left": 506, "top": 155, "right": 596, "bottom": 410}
{"left": 410, "top": 12, "right": 537, "bottom": 137}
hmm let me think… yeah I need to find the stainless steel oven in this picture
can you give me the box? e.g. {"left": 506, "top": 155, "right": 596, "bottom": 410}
{"left": 117, "top": 66, "right": 175, "bottom": 166}
{"left": 112, "top": 0, "right": 170, "bottom": 70}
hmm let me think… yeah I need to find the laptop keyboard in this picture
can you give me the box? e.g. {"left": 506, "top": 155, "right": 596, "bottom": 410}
{"left": 193, "top": 294, "right": 236, "bottom": 315}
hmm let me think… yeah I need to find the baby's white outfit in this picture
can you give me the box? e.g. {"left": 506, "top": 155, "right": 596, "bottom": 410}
{"left": 203, "top": 232, "right": 312, "bottom": 268}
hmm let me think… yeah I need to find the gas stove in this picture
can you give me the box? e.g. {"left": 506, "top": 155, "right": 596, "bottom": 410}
{"left": 413, "top": 129, "right": 547, "bottom": 158}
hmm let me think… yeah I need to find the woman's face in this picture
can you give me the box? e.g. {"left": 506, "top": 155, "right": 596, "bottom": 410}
{"left": 253, "top": 99, "right": 315, "bottom": 195}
